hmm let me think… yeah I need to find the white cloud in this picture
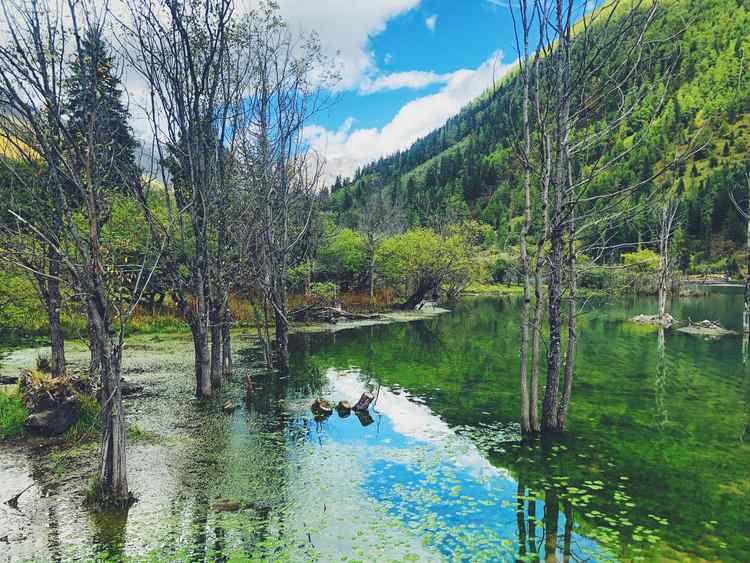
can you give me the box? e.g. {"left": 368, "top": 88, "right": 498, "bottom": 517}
{"left": 274, "top": 0, "right": 421, "bottom": 91}
{"left": 358, "top": 69, "right": 458, "bottom": 94}
{"left": 306, "top": 51, "right": 516, "bottom": 181}
{"left": 425, "top": 14, "right": 438, "bottom": 32}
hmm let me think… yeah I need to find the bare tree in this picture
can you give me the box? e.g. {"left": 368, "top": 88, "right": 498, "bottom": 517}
{"left": 0, "top": 0, "right": 160, "bottom": 503}
{"left": 511, "top": 0, "right": 674, "bottom": 434}
{"left": 233, "top": 5, "right": 332, "bottom": 371}
{"left": 356, "top": 189, "right": 405, "bottom": 299}
{"left": 657, "top": 193, "right": 679, "bottom": 322}
{"left": 125, "top": 0, "right": 244, "bottom": 397}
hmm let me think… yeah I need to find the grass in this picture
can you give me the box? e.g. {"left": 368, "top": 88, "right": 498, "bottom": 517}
{"left": 63, "top": 393, "right": 102, "bottom": 441}
{"left": 0, "top": 389, "right": 28, "bottom": 440}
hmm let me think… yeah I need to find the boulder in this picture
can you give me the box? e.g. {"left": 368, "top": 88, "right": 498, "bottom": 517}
{"left": 24, "top": 396, "right": 80, "bottom": 436}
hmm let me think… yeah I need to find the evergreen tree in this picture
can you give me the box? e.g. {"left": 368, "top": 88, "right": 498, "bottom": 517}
{"left": 64, "top": 28, "right": 140, "bottom": 193}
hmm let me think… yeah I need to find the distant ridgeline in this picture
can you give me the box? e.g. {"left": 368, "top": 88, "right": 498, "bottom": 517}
{"left": 330, "top": 0, "right": 750, "bottom": 268}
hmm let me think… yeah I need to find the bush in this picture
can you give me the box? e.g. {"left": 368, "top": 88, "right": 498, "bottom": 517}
{"left": 578, "top": 266, "right": 611, "bottom": 290}
{"left": 309, "top": 282, "right": 338, "bottom": 303}
{"left": 491, "top": 255, "right": 517, "bottom": 284}
{"left": 0, "top": 392, "right": 28, "bottom": 440}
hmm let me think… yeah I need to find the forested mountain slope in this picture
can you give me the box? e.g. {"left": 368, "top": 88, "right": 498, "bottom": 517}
{"left": 331, "top": 0, "right": 750, "bottom": 269}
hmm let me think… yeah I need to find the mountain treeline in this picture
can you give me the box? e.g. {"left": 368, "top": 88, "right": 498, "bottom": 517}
{"left": 331, "top": 0, "right": 750, "bottom": 272}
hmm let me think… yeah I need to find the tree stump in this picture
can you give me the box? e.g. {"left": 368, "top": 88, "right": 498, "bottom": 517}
{"left": 352, "top": 392, "right": 374, "bottom": 412}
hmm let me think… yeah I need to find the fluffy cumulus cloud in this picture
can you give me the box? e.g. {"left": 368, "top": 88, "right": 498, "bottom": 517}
{"left": 358, "top": 70, "right": 457, "bottom": 94}
{"left": 305, "top": 51, "right": 516, "bottom": 181}
{"left": 425, "top": 14, "right": 438, "bottom": 31}
{"left": 274, "top": 0, "right": 421, "bottom": 90}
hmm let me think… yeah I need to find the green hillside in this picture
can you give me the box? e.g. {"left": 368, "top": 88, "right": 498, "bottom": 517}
{"left": 331, "top": 0, "right": 750, "bottom": 271}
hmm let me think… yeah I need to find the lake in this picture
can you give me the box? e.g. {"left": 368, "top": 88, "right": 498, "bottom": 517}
{"left": 1, "top": 289, "right": 748, "bottom": 561}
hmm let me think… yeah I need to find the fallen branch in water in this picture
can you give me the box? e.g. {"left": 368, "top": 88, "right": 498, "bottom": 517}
{"left": 5, "top": 483, "right": 34, "bottom": 509}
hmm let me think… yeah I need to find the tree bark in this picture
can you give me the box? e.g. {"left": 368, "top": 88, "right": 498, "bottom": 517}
{"left": 222, "top": 305, "right": 232, "bottom": 378}
{"left": 210, "top": 298, "right": 222, "bottom": 391}
{"left": 46, "top": 245, "right": 66, "bottom": 377}
{"left": 89, "top": 292, "right": 128, "bottom": 502}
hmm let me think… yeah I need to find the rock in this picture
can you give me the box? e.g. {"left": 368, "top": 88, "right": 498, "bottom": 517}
{"left": 0, "top": 375, "right": 18, "bottom": 385}
{"left": 336, "top": 400, "right": 352, "bottom": 417}
{"left": 24, "top": 396, "right": 80, "bottom": 436}
{"left": 352, "top": 392, "right": 374, "bottom": 412}
{"left": 629, "top": 314, "right": 675, "bottom": 328}
{"left": 311, "top": 398, "right": 333, "bottom": 418}
{"left": 222, "top": 400, "right": 237, "bottom": 414}
{"left": 213, "top": 499, "right": 242, "bottom": 513}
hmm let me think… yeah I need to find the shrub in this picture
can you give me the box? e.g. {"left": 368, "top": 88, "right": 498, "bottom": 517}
{"left": 0, "top": 392, "right": 28, "bottom": 440}
{"left": 578, "top": 266, "right": 611, "bottom": 290}
{"left": 491, "top": 255, "right": 517, "bottom": 284}
{"left": 309, "top": 282, "right": 338, "bottom": 303}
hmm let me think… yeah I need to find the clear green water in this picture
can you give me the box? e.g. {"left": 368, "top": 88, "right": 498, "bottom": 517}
{"left": 0, "top": 289, "right": 748, "bottom": 561}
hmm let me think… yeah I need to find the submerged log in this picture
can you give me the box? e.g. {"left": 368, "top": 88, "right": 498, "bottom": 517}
{"left": 291, "top": 305, "right": 382, "bottom": 324}
{"left": 352, "top": 392, "right": 374, "bottom": 412}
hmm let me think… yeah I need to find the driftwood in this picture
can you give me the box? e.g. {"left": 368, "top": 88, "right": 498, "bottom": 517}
{"left": 291, "top": 305, "right": 382, "bottom": 324}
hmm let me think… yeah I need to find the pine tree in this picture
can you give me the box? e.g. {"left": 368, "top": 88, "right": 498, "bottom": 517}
{"left": 64, "top": 28, "right": 139, "bottom": 193}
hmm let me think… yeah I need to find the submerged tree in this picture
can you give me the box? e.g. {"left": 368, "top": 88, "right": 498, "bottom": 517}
{"left": 233, "top": 5, "right": 332, "bottom": 371}
{"left": 511, "top": 0, "right": 675, "bottom": 434}
{"left": 0, "top": 0, "right": 159, "bottom": 503}
{"left": 125, "top": 0, "right": 244, "bottom": 397}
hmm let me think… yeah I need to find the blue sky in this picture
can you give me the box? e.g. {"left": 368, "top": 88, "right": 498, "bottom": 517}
{"left": 275, "top": 0, "right": 520, "bottom": 181}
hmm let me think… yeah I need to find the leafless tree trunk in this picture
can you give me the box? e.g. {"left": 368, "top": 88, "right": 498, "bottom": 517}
{"left": 511, "top": 0, "right": 534, "bottom": 436}
{"left": 0, "top": 0, "right": 160, "bottom": 503}
{"left": 657, "top": 196, "right": 679, "bottom": 322}
{"left": 125, "top": 0, "right": 242, "bottom": 397}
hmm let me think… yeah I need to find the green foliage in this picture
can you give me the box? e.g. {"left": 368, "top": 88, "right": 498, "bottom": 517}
{"left": 309, "top": 282, "right": 338, "bottom": 303}
{"left": 623, "top": 249, "right": 660, "bottom": 272}
{"left": 317, "top": 227, "right": 367, "bottom": 287}
{"left": 490, "top": 254, "right": 517, "bottom": 284}
{"left": 578, "top": 266, "right": 612, "bottom": 290}
{"left": 376, "top": 227, "right": 482, "bottom": 297}
{"left": 0, "top": 391, "right": 28, "bottom": 440}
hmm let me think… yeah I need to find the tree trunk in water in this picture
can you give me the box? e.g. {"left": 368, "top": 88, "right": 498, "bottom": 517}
{"left": 543, "top": 488, "right": 560, "bottom": 563}
{"left": 557, "top": 210, "right": 576, "bottom": 431}
{"left": 47, "top": 246, "right": 66, "bottom": 377}
{"left": 542, "top": 226, "right": 564, "bottom": 433}
{"left": 89, "top": 298, "right": 128, "bottom": 503}
{"left": 209, "top": 299, "right": 222, "bottom": 391}
{"left": 222, "top": 306, "right": 232, "bottom": 378}
{"left": 192, "top": 272, "right": 212, "bottom": 398}
{"left": 274, "top": 306, "right": 289, "bottom": 372}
